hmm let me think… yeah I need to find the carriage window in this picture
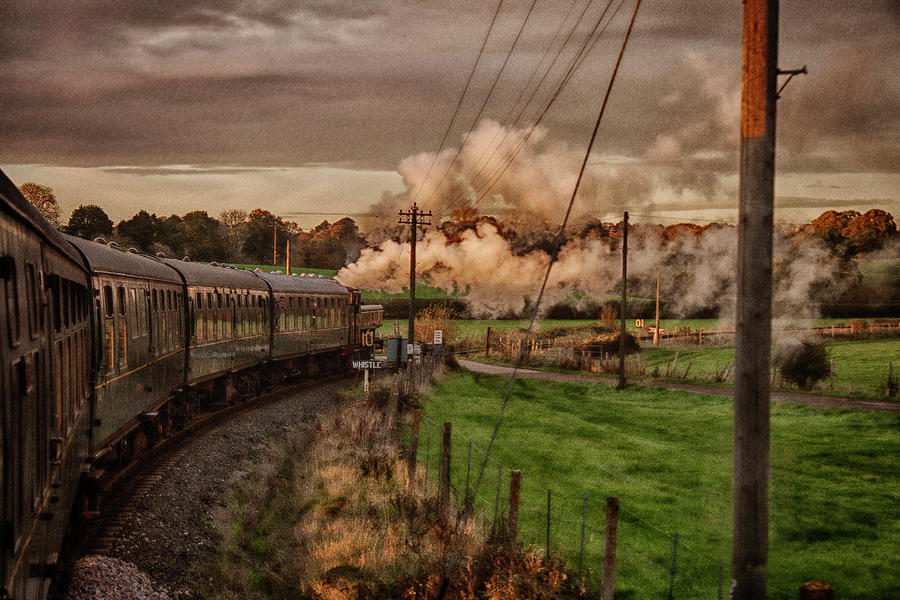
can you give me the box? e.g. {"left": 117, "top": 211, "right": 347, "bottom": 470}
{"left": 152, "top": 289, "right": 158, "bottom": 312}
{"left": 216, "top": 292, "right": 222, "bottom": 309}
{"left": 64, "top": 279, "right": 72, "bottom": 328}
{"left": 117, "top": 286, "right": 126, "bottom": 316}
{"left": 104, "top": 285, "right": 114, "bottom": 317}
{"left": 25, "top": 263, "right": 38, "bottom": 338}
{"left": 2, "top": 256, "right": 21, "bottom": 345}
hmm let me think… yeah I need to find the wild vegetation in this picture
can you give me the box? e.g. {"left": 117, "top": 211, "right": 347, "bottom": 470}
{"left": 202, "top": 372, "right": 585, "bottom": 599}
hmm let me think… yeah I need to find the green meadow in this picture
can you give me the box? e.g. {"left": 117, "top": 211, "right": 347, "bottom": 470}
{"left": 414, "top": 371, "right": 899, "bottom": 599}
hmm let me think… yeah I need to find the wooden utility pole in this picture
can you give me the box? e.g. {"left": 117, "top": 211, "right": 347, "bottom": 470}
{"left": 285, "top": 238, "right": 291, "bottom": 274}
{"left": 601, "top": 496, "right": 619, "bottom": 600}
{"left": 398, "top": 202, "right": 432, "bottom": 364}
{"left": 733, "top": 1, "right": 778, "bottom": 598}
{"left": 617, "top": 211, "right": 628, "bottom": 390}
{"left": 654, "top": 266, "right": 660, "bottom": 345}
{"left": 273, "top": 225, "right": 277, "bottom": 266}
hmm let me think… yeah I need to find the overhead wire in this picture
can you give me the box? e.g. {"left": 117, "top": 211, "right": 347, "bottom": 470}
{"left": 421, "top": 0, "right": 542, "bottom": 209}
{"left": 386, "top": 0, "right": 508, "bottom": 284}
{"left": 458, "top": 0, "right": 605, "bottom": 201}
{"left": 436, "top": 1, "right": 644, "bottom": 594}
{"left": 409, "top": 0, "right": 507, "bottom": 209}
{"left": 468, "top": 0, "right": 628, "bottom": 209}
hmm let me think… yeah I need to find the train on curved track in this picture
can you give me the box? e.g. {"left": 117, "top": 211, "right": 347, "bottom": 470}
{"left": 0, "top": 168, "right": 383, "bottom": 599}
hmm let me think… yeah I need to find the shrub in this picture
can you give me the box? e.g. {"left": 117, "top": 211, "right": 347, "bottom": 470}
{"left": 776, "top": 341, "right": 830, "bottom": 390}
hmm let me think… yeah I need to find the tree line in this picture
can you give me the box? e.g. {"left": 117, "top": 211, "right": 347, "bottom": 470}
{"left": 18, "top": 182, "right": 898, "bottom": 271}
{"left": 19, "top": 182, "right": 367, "bottom": 269}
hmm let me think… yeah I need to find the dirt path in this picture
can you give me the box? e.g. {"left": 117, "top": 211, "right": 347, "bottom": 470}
{"left": 457, "top": 359, "right": 900, "bottom": 413}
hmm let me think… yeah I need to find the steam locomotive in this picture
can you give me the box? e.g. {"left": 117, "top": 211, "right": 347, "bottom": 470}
{"left": 0, "top": 168, "right": 382, "bottom": 599}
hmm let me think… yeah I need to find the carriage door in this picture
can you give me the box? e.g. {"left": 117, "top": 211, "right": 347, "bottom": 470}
{"left": 145, "top": 289, "right": 154, "bottom": 358}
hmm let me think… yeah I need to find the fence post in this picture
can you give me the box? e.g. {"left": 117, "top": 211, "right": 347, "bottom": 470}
{"left": 493, "top": 461, "right": 502, "bottom": 533}
{"left": 830, "top": 358, "right": 835, "bottom": 391}
{"left": 578, "top": 492, "right": 588, "bottom": 580}
{"left": 889, "top": 361, "right": 895, "bottom": 396}
{"left": 407, "top": 409, "right": 420, "bottom": 488}
{"left": 545, "top": 489, "right": 551, "bottom": 559}
{"left": 485, "top": 326, "right": 492, "bottom": 356}
{"left": 424, "top": 418, "right": 431, "bottom": 491}
{"left": 508, "top": 470, "right": 521, "bottom": 548}
{"left": 668, "top": 532, "right": 679, "bottom": 600}
{"left": 718, "top": 559, "right": 724, "bottom": 600}
{"left": 464, "top": 440, "right": 472, "bottom": 513}
{"left": 601, "top": 497, "right": 619, "bottom": 600}
{"left": 440, "top": 422, "right": 452, "bottom": 522}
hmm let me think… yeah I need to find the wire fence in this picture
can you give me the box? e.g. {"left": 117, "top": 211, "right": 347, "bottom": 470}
{"left": 408, "top": 411, "right": 804, "bottom": 600}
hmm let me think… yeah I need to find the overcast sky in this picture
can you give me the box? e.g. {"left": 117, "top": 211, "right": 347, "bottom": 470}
{"left": 1, "top": 1, "right": 897, "bottom": 228}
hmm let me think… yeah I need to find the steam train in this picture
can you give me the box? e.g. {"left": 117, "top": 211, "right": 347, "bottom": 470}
{"left": 0, "top": 168, "right": 383, "bottom": 599}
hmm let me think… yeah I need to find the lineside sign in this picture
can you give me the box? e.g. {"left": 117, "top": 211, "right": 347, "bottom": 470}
{"left": 352, "top": 360, "right": 382, "bottom": 369}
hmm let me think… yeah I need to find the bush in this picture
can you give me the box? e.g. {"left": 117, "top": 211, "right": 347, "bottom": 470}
{"left": 776, "top": 341, "right": 830, "bottom": 391}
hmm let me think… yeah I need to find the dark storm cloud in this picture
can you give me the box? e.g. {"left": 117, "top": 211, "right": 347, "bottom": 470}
{"left": 0, "top": 0, "right": 897, "bottom": 183}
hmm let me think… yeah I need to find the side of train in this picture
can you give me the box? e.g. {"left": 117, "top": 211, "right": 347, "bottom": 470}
{"left": 0, "top": 169, "right": 382, "bottom": 599}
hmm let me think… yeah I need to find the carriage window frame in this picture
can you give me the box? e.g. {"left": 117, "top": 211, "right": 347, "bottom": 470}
{"left": 25, "top": 263, "right": 38, "bottom": 339}
{"left": 104, "top": 284, "right": 114, "bottom": 317}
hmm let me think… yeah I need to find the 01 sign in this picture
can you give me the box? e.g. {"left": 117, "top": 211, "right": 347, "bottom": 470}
{"left": 362, "top": 330, "right": 375, "bottom": 347}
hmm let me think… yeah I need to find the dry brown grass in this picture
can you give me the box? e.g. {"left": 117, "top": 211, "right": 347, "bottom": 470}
{"left": 201, "top": 369, "right": 584, "bottom": 599}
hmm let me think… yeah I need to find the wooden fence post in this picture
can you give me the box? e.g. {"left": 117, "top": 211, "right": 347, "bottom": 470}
{"left": 601, "top": 496, "right": 619, "bottom": 600}
{"left": 485, "top": 326, "right": 492, "bottom": 356}
{"left": 508, "top": 470, "right": 521, "bottom": 548}
{"left": 440, "top": 422, "right": 451, "bottom": 522}
{"left": 407, "top": 409, "right": 420, "bottom": 488}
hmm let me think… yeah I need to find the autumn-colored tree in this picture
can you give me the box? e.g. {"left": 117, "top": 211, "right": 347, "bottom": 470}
{"left": 19, "top": 182, "right": 61, "bottom": 226}
{"left": 840, "top": 209, "right": 897, "bottom": 254}
{"left": 805, "top": 210, "right": 860, "bottom": 257}
{"left": 67, "top": 204, "right": 113, "bottom": 239}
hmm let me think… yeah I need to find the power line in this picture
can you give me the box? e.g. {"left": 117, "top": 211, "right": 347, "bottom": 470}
{"left": 409, "top": 0, "right": 507, "bottom": 208}
{"left": 468, "top": 0, "right": 627, "bottom": 209}
{"left": 438, "top": 3, "right": 644, "bottom": 594}
{"left": 421, "top": 0, "right": 542, "bottom": 209}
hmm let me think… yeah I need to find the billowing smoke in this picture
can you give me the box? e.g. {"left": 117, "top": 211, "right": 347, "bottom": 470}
{"left": 341, "top": 115, "right": 850, "bottom": 321}
{"left": 337, "top": 219, "right": 849, "bottom": 321}
{"left": 366, "top": 120, "right": 607, "bottom": 225}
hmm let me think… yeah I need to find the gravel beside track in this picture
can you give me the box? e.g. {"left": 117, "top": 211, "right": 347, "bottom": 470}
{"left": 60, "top": 380, "right": 347, "bottom": 600}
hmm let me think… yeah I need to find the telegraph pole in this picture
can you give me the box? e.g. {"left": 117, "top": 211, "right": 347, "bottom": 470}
{"left": 733, "top": 1, "right": 778, "bottom": 598}
{"left": 617, "top": 211, "right": 628, "bottom": 390}
{"left": 398, "top": 202, "right": 432, "bottom": 362}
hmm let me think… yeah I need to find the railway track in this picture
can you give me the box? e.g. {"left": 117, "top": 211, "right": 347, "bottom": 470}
{"left": 53, "top": 375, "right": 352, "bottom": 599}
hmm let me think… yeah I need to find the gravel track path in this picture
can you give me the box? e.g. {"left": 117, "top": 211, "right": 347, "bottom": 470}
{"left": 59, "top": 380, "right": 347, "bottom": 600}
{"left": 457, "top": 359, "right": 900, "bottom": 413}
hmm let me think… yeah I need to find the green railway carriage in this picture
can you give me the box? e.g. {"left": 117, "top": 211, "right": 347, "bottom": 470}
{"left": 159, "top": 259, "right": 271, "bottom": 387}
{"left": 65, "top": 236, "right": 186, "bottom": 456}
{"left": 1, "top": 173, "right": 92, "bottom": 600}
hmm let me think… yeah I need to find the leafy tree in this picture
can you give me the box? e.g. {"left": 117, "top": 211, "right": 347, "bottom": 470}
{"left": 840, "top": 209, "right": 897, "bottom": 254}
{"left": 19, "top": 182, "right": 61, "bottom": 226}
{"left": 242, "top": 209, "right": 294, "bottom": 265}
{"left": 806, "top": 210, "right": 860, "bottom": 257}
{"left": 67, "top": 204, "right": 113, "bottom": 239}
{"left": 156, "top": 215, "right": 187, "bottom": 258}
{"left": 182, "top": 211, "right": 226, "bottom": 261}
{"left": 219, "top": 209, "right": 248, "bottom": 261}
{"left": 116, "top": 210, "right": 160, "bottom": 252}
{"left": 776, "top": 341, "right": 829, "bottom": 391}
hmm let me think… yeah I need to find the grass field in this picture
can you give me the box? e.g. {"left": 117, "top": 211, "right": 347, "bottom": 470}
{"left": 414, "top": 371, "right": 899, "bottom": 599}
